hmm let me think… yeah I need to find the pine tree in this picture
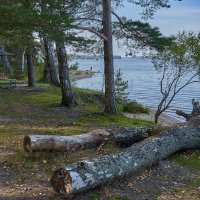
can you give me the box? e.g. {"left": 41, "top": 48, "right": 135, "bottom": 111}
{"left": 115, "top": 69, "right": 129, "bottom": 102}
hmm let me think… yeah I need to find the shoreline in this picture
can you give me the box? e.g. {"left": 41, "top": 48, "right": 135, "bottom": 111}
{"left": 72, "top": 70, "right": 183, "bottom": 125}
{"left": 70, "top": 70, "right": 96, "bottom": 81}
{"left": 123, "top": 109, "right": 182, "bottom": 125}
{"left": 12, "top": 69, "right": 183, "bottom": 126}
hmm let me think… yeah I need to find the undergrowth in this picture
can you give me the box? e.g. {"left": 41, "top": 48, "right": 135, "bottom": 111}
{"left": 123, "top": 101, "right": 150, "bottom": 114}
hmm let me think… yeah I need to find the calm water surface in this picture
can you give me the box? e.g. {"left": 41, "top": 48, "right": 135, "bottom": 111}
{"left": 70, "top": 57, "right": 200, "bottom": 121}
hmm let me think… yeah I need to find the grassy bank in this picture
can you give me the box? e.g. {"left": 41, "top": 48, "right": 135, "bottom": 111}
{"left": 0, "top": 83, "right": 153, "bottom": 165}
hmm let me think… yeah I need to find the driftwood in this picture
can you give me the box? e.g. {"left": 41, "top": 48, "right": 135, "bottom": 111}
{"left": 176, "top": 99, "right": 200, "bottom": 121}
{"left": 23, "top": 126, "right": 155, "bottom": 153}
{"left": 50, "top": 120, "right": 200, "bottom": 196}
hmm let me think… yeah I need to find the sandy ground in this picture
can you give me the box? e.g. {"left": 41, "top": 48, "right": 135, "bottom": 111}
{"left": 70, "top": 70, "right": 95, "bottom": 81}
{"left": 123, "top": 110, "right": 182, "bottom": 126}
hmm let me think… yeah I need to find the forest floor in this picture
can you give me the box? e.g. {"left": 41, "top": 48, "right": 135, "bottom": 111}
{"left": 0, "top": 82, "right": 199, "bottom": 200}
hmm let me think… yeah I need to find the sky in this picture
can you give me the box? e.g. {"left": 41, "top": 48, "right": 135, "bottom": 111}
{"left": 114, "top": 0, "right": 200, "bottom": 55}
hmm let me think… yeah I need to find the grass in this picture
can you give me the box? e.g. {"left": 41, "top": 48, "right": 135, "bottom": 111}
{"left": 0, "top": 83, "right": 153, "bottom": 166}
{"left": 170, "top": 150, "right": 200, "bottom": 173}
{"left": 0, "top": 83, "right": 154, "bottom": 192}
{"left": 0, "top": 83, "right": 199, "bottom": 200}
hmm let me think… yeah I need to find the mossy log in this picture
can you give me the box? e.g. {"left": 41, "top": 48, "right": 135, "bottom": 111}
{"left": 50, "top": 121, "right": 200, "bottom": 197}
{"left": 23, "top": 126, "right": 154, "bottom": 153}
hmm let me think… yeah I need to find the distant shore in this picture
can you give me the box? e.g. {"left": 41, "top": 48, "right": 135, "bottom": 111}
{"left": 70, "top": 70, "right": 96, "bottom": 81}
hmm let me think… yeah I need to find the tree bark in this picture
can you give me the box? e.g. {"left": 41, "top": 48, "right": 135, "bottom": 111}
{"left": 42, "top": 60, "right": 50, "bottom": 82}
{"left": 56, "top": 40, "right": 74, "bottom": 106}
{"left": 26, "top": 49, "right": 35, "bottom": 87}
{"left": 12, "top": 46, "right": 25, "bottom": 79}
{"left": 103, "top": 0, "right": 116, "bottom": 114}
{"left": 43, "top": 37, "right": 60, "bottom": 86}
{"left": 176, "top": 99, "right": 200, "bottom": 121}
{"left": 23, "top": 126, "right": 154, "bottom": 153}
{"left": 50, "top": 121, "right": 200, "bottom": 196}
{"left": 176, "top": 110, "right": 191, "bottom": 121}
{"left": 0, "top": 47, "right": 13, "bottom": 78}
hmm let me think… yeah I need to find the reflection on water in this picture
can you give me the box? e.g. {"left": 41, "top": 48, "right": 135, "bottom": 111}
{"left": 71, "top": 58, "right": 200, "bottom": 121}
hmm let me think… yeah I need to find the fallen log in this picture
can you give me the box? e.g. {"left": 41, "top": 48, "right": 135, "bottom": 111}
{"left": 50, "top": 121, "right": 200, "bottom": 196}
{"left": 176, "top": 99, "right": 200, "bottom": 121}
{"left": 23, "top": 126, "right": 154, "bottom": 152}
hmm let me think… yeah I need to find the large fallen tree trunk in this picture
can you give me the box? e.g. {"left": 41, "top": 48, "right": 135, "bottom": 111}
{"left": 24, "top": 126, "right": 155, "bottom": 153}
{"left": 50, "top": 120, "right": 200, "bottom": 196}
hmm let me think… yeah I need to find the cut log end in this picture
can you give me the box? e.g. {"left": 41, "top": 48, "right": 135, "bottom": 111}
{"left": 23, "top": 136, "right": 32, "bottom": 153}
{"left": 50, "top": 168, "right": 72, "bottom": 196}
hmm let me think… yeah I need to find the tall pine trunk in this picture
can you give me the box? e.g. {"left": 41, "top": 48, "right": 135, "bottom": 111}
{"left": 43, "top": 37, "right": 60, "bottom": 86}
{"left": 0, "top": 47, "right": 13, "bottom": 78}
{"left": 103, "top": 0, "right": 116, "bottom": 114}
{"left": 26, "top": 49, "right": 35, "bottom": 87}
{"left": 14, "top": 46, "right": 25, "bottom": 79}
{"left": 56, "top": 40, "right": 73, "bottom": 106}
{"left": 42, "top": 60, "right": 50, "bottom": 82}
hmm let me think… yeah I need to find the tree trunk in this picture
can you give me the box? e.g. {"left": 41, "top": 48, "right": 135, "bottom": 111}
{"left": 43, "top": 37, "right": 60, "bottom": 86}
{"left": 155, "top": 110, "right": 160, "bottom": 124}
{"left": 56, "top": 40, "right": 74, "bottom": 106}
{"left": 103, "top": 0, "right": 116, "bottom": 114}
{"left": 14, "top": 46, "right": 25, "bottom": 79}
{"left": 26, "top": 49, "right": 35, "bottom": 87}
{"left": 0, "top": 47, "right": 13, "bottom": 78}
{"left": 23, "top": 126, "right": 154, "bottom": 153}
{"left": 42, "top": 60, "right": 50, "bottom": 82}
{"left": 50, "top": 121, "right": 200, "bottom": 196}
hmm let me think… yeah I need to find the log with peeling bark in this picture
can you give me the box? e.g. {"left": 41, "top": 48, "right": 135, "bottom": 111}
{"left": 50, "top": 119, "right": 200, "bottom": 197}
{"left": 176, "top": 99, "right": 200, "bottom": 121}
{"left": 23, "top": 126, "right": 154, "bottom": 153}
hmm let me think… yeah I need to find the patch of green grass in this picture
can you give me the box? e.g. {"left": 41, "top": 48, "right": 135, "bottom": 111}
{"left": 187, "top": 179, "right": 200, "bottom": 189}
{"left": 0, "top": 84, "right": 154, "bottom": 178}
{"left": 123, "top": 101, "right": 149, "bottom": 114}
{"left": 148, "top": 126, "right": 169, "bottom": 136}
{"left": 78, "top": 114, "right": 154, "bottom": 127}
{"left": 26, "top": 92, "right": 61, "bottom": 107}
{"left": 170, "top": 150, "right": 200, "bottom": 173}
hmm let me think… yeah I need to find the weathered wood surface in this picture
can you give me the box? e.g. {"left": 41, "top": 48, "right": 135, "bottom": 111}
{"left": 176, "top": 99, "right": 200, "bottom": 121}
{"left": 50, "top": 120, "right": 200, "bottom": 196}
{"left": 23, "top": 126, "right": 154, "bottom": 152}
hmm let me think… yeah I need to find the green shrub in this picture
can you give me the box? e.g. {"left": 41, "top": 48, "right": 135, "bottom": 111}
{"left": 69, "top": 62, "right": 79, "bottom": 71}
{"left": 123, "top": 101, "right": 149, "bottom": 114}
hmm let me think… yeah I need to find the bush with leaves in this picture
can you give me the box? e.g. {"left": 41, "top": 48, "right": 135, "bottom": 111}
{"left": 151, "top": 32, "right": 200, "bottom": 124}
{"left": 69, "top": 62, "right": 79, "bottom": 71}
{"left": 123, "top": 101, "right": 150, "bottom": 114}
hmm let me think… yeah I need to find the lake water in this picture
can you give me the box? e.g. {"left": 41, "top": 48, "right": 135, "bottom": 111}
{"left": 70, "top": 57, "right": 200, "bottom": 121}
